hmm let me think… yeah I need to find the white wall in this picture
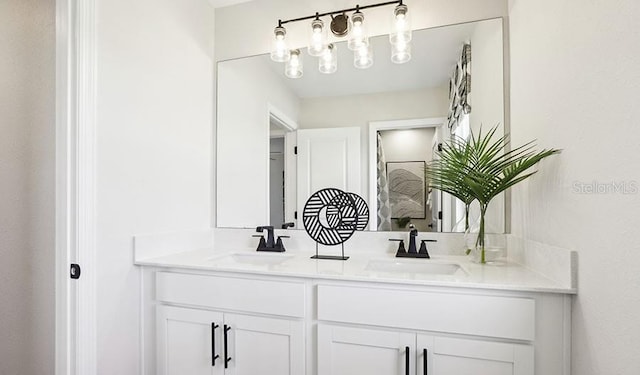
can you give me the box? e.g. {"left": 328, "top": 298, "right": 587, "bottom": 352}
{"left": 299, "top": 87, "right": 448, "bottom": 206}
{"left": 509, "top": 0, "right": 640, "bottom": 373}
{"left": 468, "top": 18, "right": 506, "bottom": 233}
{"left": 0, "top": 0, "right": 55, "bottom": 374}
{"left": 96, "top": 0, "right": 214, "bottom": 373}
{"left": 469, "top": 18, "right": 504, "bottom": 133}
{"left": 217, "top": 57, "right": 300, "bottom": 228}
{"left": 298, "top": 88, "right": 448, "bottom": 130}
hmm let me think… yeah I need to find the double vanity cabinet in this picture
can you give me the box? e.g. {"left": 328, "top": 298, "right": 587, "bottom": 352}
{"left": 139, "top": 248, "right": 573, "bottom": 375}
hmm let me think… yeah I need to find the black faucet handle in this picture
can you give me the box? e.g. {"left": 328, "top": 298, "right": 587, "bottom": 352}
{"left": 389, "top": 239, "right": 406, "bottom": 254}
{"left": 419, "top": 240, "right": 432, "bottom": 258}
{"left": 281, "top": 222, "right": 295, "bottom": 229}
{"left": 273, "top": 236, "right": 289, "bottom": 252}
{"left": 255, "top": 236, "right": 267, "bottom": 251}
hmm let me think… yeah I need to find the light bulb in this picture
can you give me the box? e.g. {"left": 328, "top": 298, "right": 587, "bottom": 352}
{"left": 270, "top": 26, "right": 290, "bottom": 62}
{"left": 348, "top": 11, "right": 369, "bottom": 51}
{"left": 285, "top": 49, "right": 303, "bottom": 78}
{"left": 354, "top": 44, "right": 373, "bottom": 69}
{"left": 319, "top": 44, "right": 337, "bottom": 74}
{"left": 391, "top": 40, "right": 411, "bottom": 64}
{"left": 308, "top": 19, "right": 327, "bottom": 57}
{"left": 390, "top": 4, "right": 412, "bottom": 46}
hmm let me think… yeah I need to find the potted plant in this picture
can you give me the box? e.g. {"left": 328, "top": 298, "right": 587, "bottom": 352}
{"left": 427, "top": 126, "right": 560, "bottom": 263}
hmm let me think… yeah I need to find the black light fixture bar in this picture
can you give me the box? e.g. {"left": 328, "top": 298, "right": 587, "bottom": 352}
{"left": 278, "top": 0, "right": 402, "bottom": 26}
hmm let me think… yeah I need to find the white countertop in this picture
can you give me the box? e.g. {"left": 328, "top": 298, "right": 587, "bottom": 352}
{"left": 134, "top": 247, "right": 577, "bottom": 294}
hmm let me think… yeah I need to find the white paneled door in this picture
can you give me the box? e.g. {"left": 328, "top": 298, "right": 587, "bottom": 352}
{"left": 157, "top": 306, "right": 224, "bottom": 375}
{"left": 157, "top": 306, "right": 304, "bottom": 375}
{"left": 296, "top": 127, "right": 361, "bottom": 227}
{"left": 317, "top": 324, "right": 415, "bottom": 375}
{"left": 417, "top": 335, "right": 534, "bottom": 375}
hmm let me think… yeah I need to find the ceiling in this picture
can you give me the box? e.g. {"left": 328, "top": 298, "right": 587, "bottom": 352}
{"left": 208, "top": 0, "right": 253, "bottom": 8}
{"left": 262, "top": 21, "right": 479, "bottom": 98}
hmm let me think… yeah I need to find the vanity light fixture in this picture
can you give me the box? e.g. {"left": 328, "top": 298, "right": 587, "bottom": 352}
{"left": 270, "top": 0, "right": 412, "bottom": 77}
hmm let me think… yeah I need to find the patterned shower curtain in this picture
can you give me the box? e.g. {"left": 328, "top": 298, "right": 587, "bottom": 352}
{"left": 447, "top": 43, "right": 472, "bottom": 133}
{"left": 376, "top": 133, "right": 392, "bottom": 231}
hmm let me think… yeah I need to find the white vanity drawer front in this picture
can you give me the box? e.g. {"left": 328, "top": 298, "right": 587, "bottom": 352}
{"left": 317, "top": 285, "right": 535, "bottom": 341}
{"left": 156, "top": 272, "right": 305, "bottom": 318}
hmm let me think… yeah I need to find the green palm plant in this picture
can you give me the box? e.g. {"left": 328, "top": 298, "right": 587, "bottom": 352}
{"left": 425, "top": 135, "right": 476, "bottom": 234}
{"left": 428, "top": 125, "right": 561, "bottom": 263}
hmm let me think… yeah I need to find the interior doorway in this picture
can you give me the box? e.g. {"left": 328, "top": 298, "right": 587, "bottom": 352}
{"left": 267, "top": 106, "right": 298, "bottom": 227}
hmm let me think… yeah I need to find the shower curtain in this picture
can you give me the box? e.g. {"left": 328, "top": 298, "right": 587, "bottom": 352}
{"left": 376, "top": 133, "right": 392, "bottom": 231}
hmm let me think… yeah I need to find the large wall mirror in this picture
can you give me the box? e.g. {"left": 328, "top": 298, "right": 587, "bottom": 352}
{"left": 217, "top": 18, "right": 505, "bottom": 233}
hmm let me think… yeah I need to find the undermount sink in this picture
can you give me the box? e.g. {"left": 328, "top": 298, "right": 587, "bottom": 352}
{"left": 209, "top": 252, "right": 294, "bottom": 266}
{"left": 365, "top": 259, "right": 464, "bottom": 275}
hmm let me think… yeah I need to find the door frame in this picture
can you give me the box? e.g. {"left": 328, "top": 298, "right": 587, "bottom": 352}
{"left": 55, "top": 0, "right": 98, "bottom": 374}
{"left": 367, "top": 117, "right": 446, "bottom": 231}
{"left": 267, "top": 104, "right": 298, "bottom": 226}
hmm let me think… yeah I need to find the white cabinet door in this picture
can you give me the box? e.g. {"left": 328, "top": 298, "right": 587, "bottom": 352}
{"left": 318, "top": 324, "right": 415, "bottom": 375}
{"left": 296, "top": 127, "right": 361, "bottom": 226}
{"left": 224, "top": 313, "right": 304, "bottom": 375}
{"left": 157, "top": 305, "right": 224, "bottom": 375}
{"left": 417, "top": 335, "right": 534, "bottom": 375}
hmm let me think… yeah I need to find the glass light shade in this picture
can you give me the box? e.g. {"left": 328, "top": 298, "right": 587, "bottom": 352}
{"left": 391, "top": 40, "right": 411, "bottom": 64}
{"left": 270, "top": 26, "right": 290, "bottom": 62}
{"left": 308, "top": 19, "right": 328, "bottom": 57}
{"left": 285, "top": 49, "right": 303, "bottom": 78}
{"left": 319, "top": 44, "right": 337, "bottom": 74}
{"left": 353, "top": 44, "right": 373, "bottom": 69}
{"left": 347, "top": 11, "right": 368, "bottom": 51}
{"left": 389, "top": 4, "right": 412, "bottom": 45}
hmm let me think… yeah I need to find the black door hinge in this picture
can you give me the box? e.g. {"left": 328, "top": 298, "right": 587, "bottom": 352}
{"left": 70, "top": 263, "right": 81, "bottom": 279}
{"left": 294, "top": 211, "right": 298, "bottom": 220}
{"left": 438, "top": 211, "right": 443, "bottom": 220}
{"left": 294, "top": 146, "right": 298, "bottom": 155}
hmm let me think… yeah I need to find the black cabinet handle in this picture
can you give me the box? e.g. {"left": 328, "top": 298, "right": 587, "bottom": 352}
{"left": 405, "top": 346, "right": 410, "bottom": 375}
{"left": 211, "top": 323, "right": 220, "bottom": 366}
{"left": 224, "top": 325, "right": 232, "bottom": 368}
{"left": 423, "top": 348, "right": 428, "bottom": 375}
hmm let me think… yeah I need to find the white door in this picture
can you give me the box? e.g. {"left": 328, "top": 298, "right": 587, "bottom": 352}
{"left": 223, "top": 313, "right": 304, "bottom": 375}
{"left": 296, "top": 127, "right": 361, "bottom": 226}
{"left": 417, "top": 335, "right": 534, "bottom": 375}
{"left": 317, "top": 324, "right": 415, "bottom": 375}
{"left": 157, "top": 305, "right": 225, "bottom": 375}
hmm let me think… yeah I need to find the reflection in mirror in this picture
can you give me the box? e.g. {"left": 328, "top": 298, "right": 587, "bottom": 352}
{"left": 217, "top": 18, "right": 505, "bottom": 233}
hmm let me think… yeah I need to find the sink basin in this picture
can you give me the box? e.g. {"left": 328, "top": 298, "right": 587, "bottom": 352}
{"left": 210, "top": 252, "right": 294, "bottom": 266}
{"left": 365, "top": 259, "right": 464, "bottom": 275}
